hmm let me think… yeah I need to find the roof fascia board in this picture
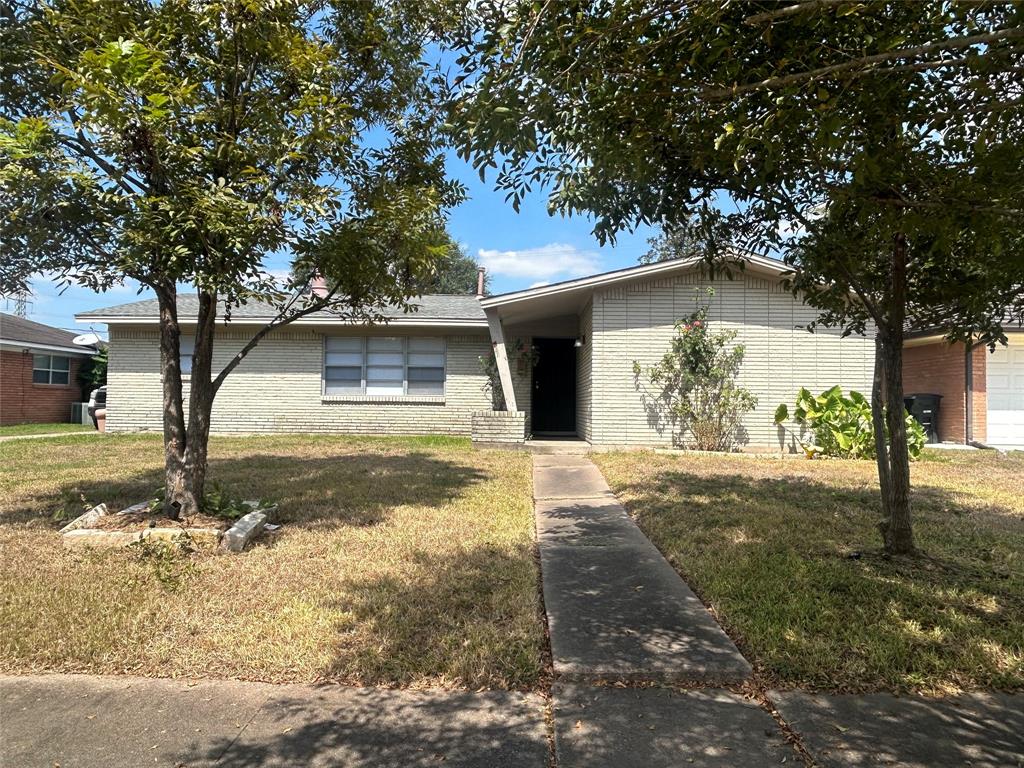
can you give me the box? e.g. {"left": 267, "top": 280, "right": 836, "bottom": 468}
{"left": 481, "top": 254, "right": 787, "bottom": 308}
{"left": 0, "top": 340, "right": 96, "bottom": 355}
{"left": 74, "top": 315, "right": 487, "bottom": 328}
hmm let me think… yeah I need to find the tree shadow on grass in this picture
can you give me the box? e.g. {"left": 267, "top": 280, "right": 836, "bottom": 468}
{"left": 5, "top": 452, "right": 487, "bottom": 529}
{"left": 318, "top": 544, "right": 547, "bottom": 690}
{"left": 609, "top": 469, "right": 1024, "bottom": 692}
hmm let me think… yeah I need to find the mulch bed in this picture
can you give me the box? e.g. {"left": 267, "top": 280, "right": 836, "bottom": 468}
{"left": 92, "top": 509, "right": 229, "bottom": 532}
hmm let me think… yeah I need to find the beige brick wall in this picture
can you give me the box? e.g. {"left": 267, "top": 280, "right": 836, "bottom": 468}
{"left": 470, "top": 410, "right": 526, "bottom": 443}
{"left": 589, "top": 272, "right": 876, "bottom": 449}
{"left": 576, "top": 300, "right": 593, "bottom": 441}
{"left": 106, "top": 325, "right": 493, "bottom": 435}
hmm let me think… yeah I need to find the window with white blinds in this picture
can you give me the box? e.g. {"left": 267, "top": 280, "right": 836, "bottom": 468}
{"left": 323, "top": 337, "right": 445, "bottom": 396}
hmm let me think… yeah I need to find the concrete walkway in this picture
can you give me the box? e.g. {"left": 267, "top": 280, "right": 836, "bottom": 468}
{"left": 772, "top": 689, "right": 1024, "bottom": 768}
{"left": 534, "top": 455, "right": 781, "bottom": 766}
{"left": 0, "top": 674, "right": 548, "bottom": 768}
{"left": 533, "top": 454, "right": 750, "bottom": 683}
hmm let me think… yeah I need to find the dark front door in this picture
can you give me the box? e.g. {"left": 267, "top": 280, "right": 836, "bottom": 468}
{"left": 532, "top": 337, "right": 577, "bottom": 434}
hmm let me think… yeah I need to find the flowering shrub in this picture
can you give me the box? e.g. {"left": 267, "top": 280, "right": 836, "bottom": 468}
{"left": 774, "top": 386, "right": 926, "bottom": 460}
{"left": 633, "top": 304, "right": 757, "bottom": 451}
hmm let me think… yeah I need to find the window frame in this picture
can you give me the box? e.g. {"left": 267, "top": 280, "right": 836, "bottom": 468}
{"left": 32, "top": 354, "right": 72, "bottom": 386}
{"left": 322, "top": 335, "right": 446, "bottom": 398}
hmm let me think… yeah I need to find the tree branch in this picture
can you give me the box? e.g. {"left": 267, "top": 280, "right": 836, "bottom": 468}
{"left": 744, "top": 0, "right": 856, "bottom": 26}
{"left": 211, "top": 284, "right": 342, "bottom": 394}
{"left": 56, "top": 132, "right": 148, "bottom": 195}
{"left": 703, "top": 27, "right": 1024, "bottom": 99}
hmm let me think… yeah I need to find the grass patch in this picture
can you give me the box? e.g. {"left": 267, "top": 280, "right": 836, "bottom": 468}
{"left": 0, "top": 422, "right": 94, "bottom": 437}
{"left": 593, "top": 448, "right": 1024, "bottom": 694}
{"left": 0, "top": 433, "right": 544, "bottom": 690}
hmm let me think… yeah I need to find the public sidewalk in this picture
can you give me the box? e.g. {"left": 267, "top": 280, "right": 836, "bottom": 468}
{"left": 0, "top": 674, "right": 548, "bottom": 768}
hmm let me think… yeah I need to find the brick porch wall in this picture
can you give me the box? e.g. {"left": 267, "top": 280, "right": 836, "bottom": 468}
{"left": 0, "top": 349, "right": 84, "bottom": 425}
{"left": 902, "top": 341, "right": 987, "bottom": 443}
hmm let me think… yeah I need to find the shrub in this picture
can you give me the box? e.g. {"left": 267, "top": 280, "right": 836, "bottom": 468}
{"left": 633, "top": 302, "right": 757, "bottom": 451}
{"left": 479, "top": 338, "right": 536, "bottom": 410}
{"left": 774, "top": 386, "right": 926, "bottom": 459}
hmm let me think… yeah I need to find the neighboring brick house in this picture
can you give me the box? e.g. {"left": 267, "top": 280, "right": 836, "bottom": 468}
{"left": 904, "top": 329, "right": 1024, "bottom": 449}
{"left": 0, "top": 313, "right": 98, "bottom": 426}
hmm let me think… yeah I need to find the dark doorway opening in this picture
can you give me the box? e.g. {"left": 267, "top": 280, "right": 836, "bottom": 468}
{"left": 532, "top": 337, "right": 577, "bottom": 435}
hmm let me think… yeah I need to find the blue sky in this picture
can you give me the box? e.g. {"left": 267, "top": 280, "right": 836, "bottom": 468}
{"left": 11, "top": 149, "right": 658, "bottom": 339}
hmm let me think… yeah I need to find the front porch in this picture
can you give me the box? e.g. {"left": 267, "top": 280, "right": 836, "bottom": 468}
{"left": 477, "top": 285, "right": 593, "bottom": 445}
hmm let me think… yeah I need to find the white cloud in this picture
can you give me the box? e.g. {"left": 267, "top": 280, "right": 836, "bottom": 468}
{"left": 477, "top": 243, "right": 600, "bottom": 281}
{"left": 529, "top": 281, "right": 551, "bottom": 289}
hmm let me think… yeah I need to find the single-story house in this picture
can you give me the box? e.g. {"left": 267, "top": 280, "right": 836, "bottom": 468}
{"left": 0, "top": 313, "right": 97, "bottom": 426}
{"left": 77, "top": 255, "right": 902, "bottom": 449}
{"left": 904, "top": 327, "right": 1024, "bottom": 450}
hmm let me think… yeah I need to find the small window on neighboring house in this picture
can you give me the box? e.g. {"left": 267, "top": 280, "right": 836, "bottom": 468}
{"left": 323, "top": 336, "right": 445, "bottom": 396}
{"left": 179, "top": 337, "right": 195, "bottom": 375}
{"left": 32, "top": 354, "right": 70, "bottom": 385}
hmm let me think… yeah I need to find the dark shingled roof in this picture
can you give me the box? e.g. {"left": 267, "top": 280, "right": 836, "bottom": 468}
{"left": 77, "top": 294, "right": 487, "bottom": 323}
{"left": 0, "top": 312, "right": 96, "bottom": 351}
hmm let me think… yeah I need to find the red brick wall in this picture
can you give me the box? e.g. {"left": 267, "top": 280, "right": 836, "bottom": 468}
{"left": 0, "top": 349, "right": 84, "bottom": 425}
{"left": 902, "top": 341, "right": 987, "bottom": 443}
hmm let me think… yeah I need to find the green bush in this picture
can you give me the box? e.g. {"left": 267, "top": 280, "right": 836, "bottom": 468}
{"left": 774, "top": 386, "right": 926, "bottom": 460}
{"left": 634, "top": 300, "right": 757, "bottom": 451}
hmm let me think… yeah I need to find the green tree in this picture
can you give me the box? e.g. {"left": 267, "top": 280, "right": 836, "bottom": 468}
{"left": 420, "top": 235, "right": 489, "bottom": 294}
{"left": 449, "top": 1, "right": 1024, "bottom": 554}
{"left": 640, "top": 221, "right": 703, "bottom": 264}
{"left": 77, "top": 346, "right": 108, "bottom": 400}
{"left": 1, "top": 0, "right": 461, "bottom": 518}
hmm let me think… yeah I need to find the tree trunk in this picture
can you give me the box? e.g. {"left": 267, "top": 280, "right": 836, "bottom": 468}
{"left": 155, "top": 283, "right": 197, "bottom": 520}
{"left": 182, "top": 290, "right": 218, "bottom": 509}
{"left": 871, "top": 332, "right": 891, "bottom": 517}
{"left": 878, "top": 234, "right": 915, "bottom": 555}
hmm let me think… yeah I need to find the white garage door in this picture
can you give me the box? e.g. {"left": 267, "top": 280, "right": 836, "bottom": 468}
{"left": 987, "top": 337, "right": 1024, "bottom": 448}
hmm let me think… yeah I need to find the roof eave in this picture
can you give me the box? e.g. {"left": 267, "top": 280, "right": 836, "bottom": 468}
{"left": 480, "top": 254, "right": 788, "bottom": 309}
{"left": 74, "top": 314, "right": 487, "bottom": 328}
{"left": 0, "top": 339, "right": 97, "bottom": 355}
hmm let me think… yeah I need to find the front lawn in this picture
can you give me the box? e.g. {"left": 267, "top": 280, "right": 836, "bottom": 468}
{"left": 0, "top": 433, "right": 544, "bottom": 690}
{"left": 0, "top": 422, "right": 94, "bottom": 437}
{"left": 594, "top": 449, "right": 1024, "bottom": 694}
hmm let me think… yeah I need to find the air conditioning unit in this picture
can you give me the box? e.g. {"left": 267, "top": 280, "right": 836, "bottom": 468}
{"left": 70, "top": 402, "right": 91, "bottom": 425}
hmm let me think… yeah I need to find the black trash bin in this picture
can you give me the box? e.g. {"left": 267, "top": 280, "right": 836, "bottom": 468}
{"left": 904, "top": 393, "right": 942, "bottom": 443}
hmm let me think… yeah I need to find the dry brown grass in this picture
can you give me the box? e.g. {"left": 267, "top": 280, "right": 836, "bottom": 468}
{"left": 594, "top": 448, "right": 1024, "bottom": 694}
{"left": 0, "top": 433, "right": 545, "bottom": 690}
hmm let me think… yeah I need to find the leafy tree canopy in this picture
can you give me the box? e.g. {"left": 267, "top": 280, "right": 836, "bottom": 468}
{"left": 1, "top": 0, "right": 462, "bottom": 315}
{"left": 640, "top": 221, "right": 704, "bottom": 264}
{"left": 450, "top": 0, "right": 1023, "bottom": 343}
{"left": 419, "top": 235, "right": 488, "bottom": 294}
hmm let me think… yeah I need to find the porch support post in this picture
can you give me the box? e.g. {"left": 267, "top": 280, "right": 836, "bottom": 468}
{"left": 485, "top": 308, "right": 518, "bottom": 413}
